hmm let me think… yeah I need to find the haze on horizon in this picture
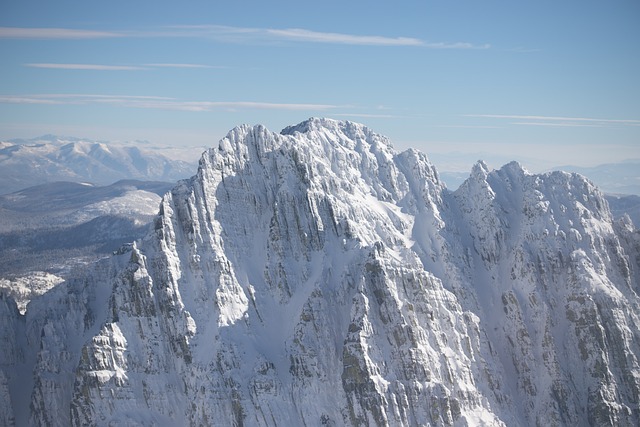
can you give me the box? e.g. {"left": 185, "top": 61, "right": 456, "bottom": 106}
{"left": 1, "top": 0, "right": 638, "bottom": 174}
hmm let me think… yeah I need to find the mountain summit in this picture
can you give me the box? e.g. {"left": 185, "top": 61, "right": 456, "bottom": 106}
{"left": 1, "top": 118, "right": 639, "bottom": 426}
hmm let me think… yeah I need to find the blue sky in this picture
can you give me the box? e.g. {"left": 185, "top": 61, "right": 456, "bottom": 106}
{"left": 1, "top": 0, "right": 639, "bottom": 172}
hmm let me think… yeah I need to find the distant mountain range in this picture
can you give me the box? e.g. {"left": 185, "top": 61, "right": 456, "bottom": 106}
{"left": 552, "top": 160, "right": 640, "bottom": 196}
{"left": 0, "top": 135, "right": 201, "bottom": 194}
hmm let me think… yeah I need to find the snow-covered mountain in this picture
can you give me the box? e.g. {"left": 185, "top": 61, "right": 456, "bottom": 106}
{"left": 0, "top": 135, "right": 200, "bottom": 194}
{"left": 1, "top": 118, "right": 639, "bottom": 426}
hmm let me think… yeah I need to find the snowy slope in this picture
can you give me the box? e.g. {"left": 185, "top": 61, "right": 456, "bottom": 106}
{"left": 0, "top": 180, "right": 173, "bottom": 280}
{"left": 1, "top": 119, "right": 639, "bottom": 426}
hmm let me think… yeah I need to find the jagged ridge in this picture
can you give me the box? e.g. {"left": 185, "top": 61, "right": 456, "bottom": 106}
{"left": 1, "top": 118, "right": 639, "bottom": 426}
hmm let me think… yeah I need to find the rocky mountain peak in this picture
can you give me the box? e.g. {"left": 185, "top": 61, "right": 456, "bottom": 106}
{"left": 1, "top": 119, "right": 638, "bottom": 426}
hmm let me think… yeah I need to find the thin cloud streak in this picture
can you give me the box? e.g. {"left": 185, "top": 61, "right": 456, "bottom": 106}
{"left": 265, "top": 28, "right": 424, "bottom": 46}
{"left": 511, "top": 122, "right": 605, "bottom": 128}
{"left": 129, "top": 100, "right": 338, "bottom": 112}
{"left": 434, "top": 124, "right": 502, "bottom": 129}
{"left": 0, "top": 96, "right": 61, "bottom": 105}
{"left": 0, "top": 94, "right": 169, "bottom": 106}
{"left": 0, "top": 27, "right": 122, "bottom": 39}
{"left": 33, "top": 94, "right": 172, "bottom": 100}
{"left": 1, "top": 25, "right": 488, "bottom": 49}
{"left": 332, "top": 113, "right": 407, "bottom": 119}
{"left": 0, "top": 94, "right": 338, "bottom": 112}
{"left": 25, "top": 63, "right": 144, "bottom": 71}
{"left": 424, "top": 42, "right": 490, "bottom": 49}
{"left": 467, "top": 114, "right": 640, "bottom": 125}
{"left": 25, "top": 63, "right": 225, "bottom": 71}
{"left": 144, "top": 63, "right": 226, "bottom": 69}
{"left": 200, "top": 25, "right": 488, "bottom": 48}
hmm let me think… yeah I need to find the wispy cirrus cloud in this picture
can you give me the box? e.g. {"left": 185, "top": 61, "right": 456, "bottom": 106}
{"left": 424, "top": 41, "right": 490, "bottom": 49}
{"left": 434, "top": 124, "right": 502, "bottom": 129}
{"left": 0, "top": 94, "right": 170, "bottom": 106}
{"left": 0, "top": 93, "right": 338, "bottom": 112}
{"left": 1, "top": 25, "right": 489, "bottom": 49}
{"left": 0, "top": 27, "right": 122, "bottom": 39}
{"left": 0, "top": 95, "right": 61, "bottom": 105}
{"left": 129, "top": 100, "right": 338, "bottom": 112}
{"left": 466, "top": 114, "right": 640, "bottom": 127}
{"left": 144, "top": 63, "right": 226, "bottom": 69}
{"left": 263, "top": 28, "right": 424, "bottom": 46}
{"left": 510, "top": 122, "right": 606, "bottom": 128}
{"left": 182, "top": 25, "right": 489, "bottom": 48}
{"left": 24, "top": 63, "right": 222, "bottom": 71}
{"left": 332, "top": 113, "right": 407, "bottom": 119}
{"left": 25, "top": 63, "right": 144, "bottom": 71}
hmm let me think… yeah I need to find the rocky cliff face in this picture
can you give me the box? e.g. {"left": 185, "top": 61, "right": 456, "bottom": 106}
{"left": 1, "top": 118, "right": 639, "bottom": 426}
